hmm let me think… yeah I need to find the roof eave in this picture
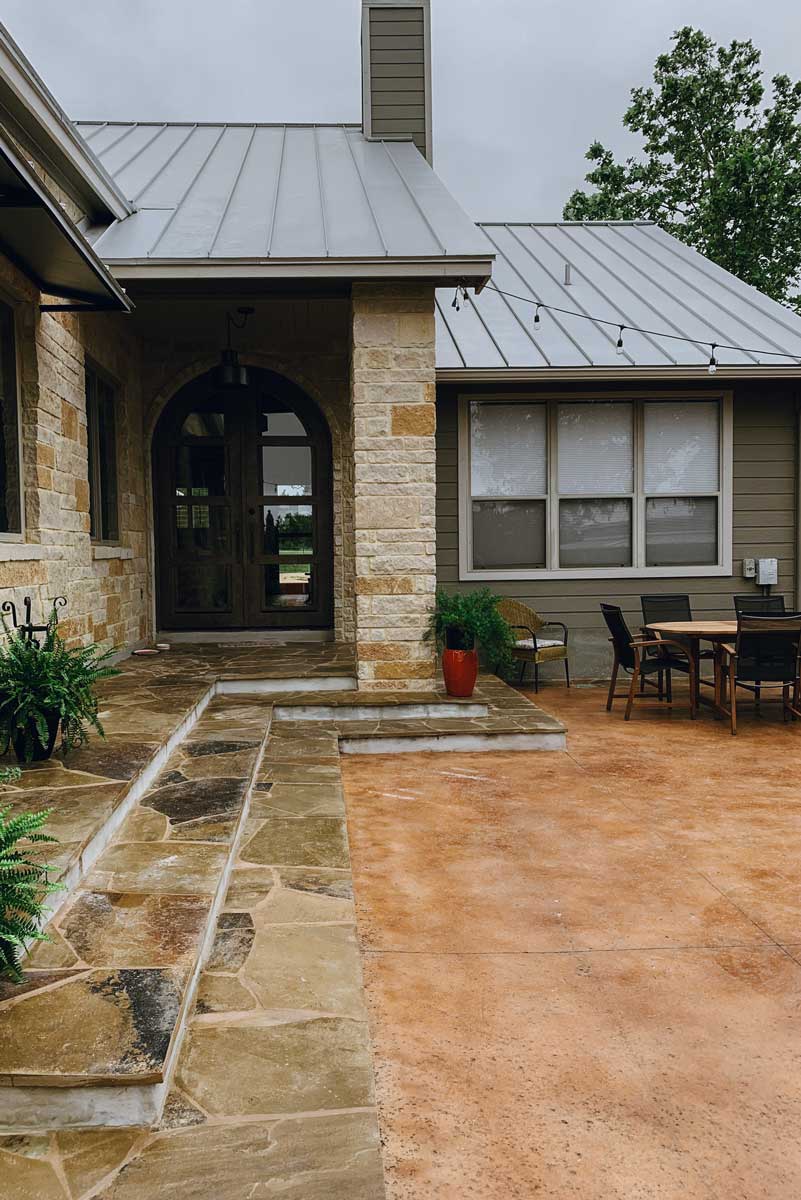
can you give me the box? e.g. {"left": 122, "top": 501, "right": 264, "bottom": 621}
{"left": 0, "top": 24, "right": 132, "bottom": 222}
{"left": 106, "top": 256, "right": 494, "bottom": 287}
{"left": 0, "top": 128, "right": 133, "bottom": 311}
{"left": 436, "top": 365, "right": 801, "bottom": 383}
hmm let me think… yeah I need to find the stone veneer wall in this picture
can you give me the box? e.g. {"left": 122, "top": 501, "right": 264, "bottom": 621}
{"left": 0, "top": 250, "right": 149, "bottom": 652}
{"left": 350, "top": 282, "right": 438, "bottom": 691}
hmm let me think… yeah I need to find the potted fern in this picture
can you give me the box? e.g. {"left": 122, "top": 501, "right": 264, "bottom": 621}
{"left": 0, "top": 609, "right": 118, "bottom": 763}
{"left": 425, "top": 588, "right": 515, "bottom": 697}
{"left": 0, "top": 803, "right": 61, "bottom": 981}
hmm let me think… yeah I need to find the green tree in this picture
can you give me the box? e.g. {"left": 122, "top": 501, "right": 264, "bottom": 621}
{"left": 563, "top": 27, "right": 801, "bottom": 310}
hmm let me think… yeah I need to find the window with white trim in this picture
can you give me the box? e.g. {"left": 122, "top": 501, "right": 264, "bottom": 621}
{"left": 0, "top": 300, "right": 21, "bottom": 536}
{"left": 460, "top": 394, "right": 731, "bottom": 579}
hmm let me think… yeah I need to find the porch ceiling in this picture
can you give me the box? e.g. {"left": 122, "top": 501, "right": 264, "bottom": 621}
{"left": 74, "top": 122, "right": 493, "bottom": 285}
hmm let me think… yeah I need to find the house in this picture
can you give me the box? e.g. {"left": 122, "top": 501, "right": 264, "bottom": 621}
{"left": 1, "top": 1, "right": 800, "bottom": 685}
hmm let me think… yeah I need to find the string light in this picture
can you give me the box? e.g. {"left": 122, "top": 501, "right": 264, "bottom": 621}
{"left": 451, "top": 286, "right": 461, "bottom": 312}
{"left": 463, "top": 282, "right": 801, "bottom": 366}
{"left": 451, "top": 285, "right": 470, "bottom": 312}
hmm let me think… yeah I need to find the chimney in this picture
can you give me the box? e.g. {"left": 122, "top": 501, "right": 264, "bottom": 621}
{"left": 361, "top": 0, "right": 432, "bottom": 164}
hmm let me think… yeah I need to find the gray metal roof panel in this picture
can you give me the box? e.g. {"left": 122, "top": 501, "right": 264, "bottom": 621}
{"left": 437, "top": 221, "right": 801, "bottom": 372}
{"left": 75, "top": 121, "right": 492, "bottom": 270}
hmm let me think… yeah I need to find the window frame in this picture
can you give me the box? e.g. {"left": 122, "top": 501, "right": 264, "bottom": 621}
{"left": 458, "top": 389, "right": 734, "bottom": 581}
{"left": 0, "top": 294, "right": 23, "bottom": 543}
{"left": 85, "top": 358, "right": 121, "bottom": 545}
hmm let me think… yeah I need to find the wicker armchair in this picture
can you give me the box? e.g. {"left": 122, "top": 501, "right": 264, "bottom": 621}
{"left": 496, "top": 598, "right": 569, "bottom": 692}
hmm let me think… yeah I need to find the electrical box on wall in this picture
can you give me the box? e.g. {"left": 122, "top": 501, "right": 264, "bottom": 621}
{"left": 742, "top": 558, "right": 756, "bottom": 579}
{"left": 755, "top": 557, "right": 778, "bottom": 586}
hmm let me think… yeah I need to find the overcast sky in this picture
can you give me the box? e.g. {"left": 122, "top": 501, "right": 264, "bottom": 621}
{"left": 5, "top": 0, "right": 801, "bottom": 219}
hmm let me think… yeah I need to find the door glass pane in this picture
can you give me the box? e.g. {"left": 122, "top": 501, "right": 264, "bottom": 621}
{"left": 260, "top": 400, "right": 305, "bottom": 437}
{"left": 260, "top": 445, "right": 312, "bottom": 496}
{"left": 175, "top": 506, "right": 230, "bottom": 555}
{"left": 470, "top": 402, "right": 546, "bottom": 497}
{"left": 263, "top": 562, "right": 313, "bottom": 608}
{"left": 646, "top": 497, "right": 718, "bottom": 566}
{"left": 174, "top": 444, "right": 226, "bottom": 496}
{"left": 558, "top": 402, "right": 633, "bottom": 495}
{"left": 174, "top": 564, "right": 231, "bottom": 611}
{"left": 644, "top": 402, "right": 719, "bottom": 493}
{"left": 559, "top": 499, "right": 632, "bottom": 567}
{"left": 261, "top": 504, "right": 313, "bottom": 556}
{"left": 472, "top": 500, "right": 546, "bottom": 569}
{"left": 181, "top": 411, "right": 224, "bottom": 437}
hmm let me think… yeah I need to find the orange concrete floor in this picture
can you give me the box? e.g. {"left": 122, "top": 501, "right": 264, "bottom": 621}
{"left": 341, "top": 683, "right": 801, "bottom": 1199}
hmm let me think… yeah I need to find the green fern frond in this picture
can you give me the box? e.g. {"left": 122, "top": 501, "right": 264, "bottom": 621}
{"left": 0, "top": 804, "right": 61, "bottom": 983}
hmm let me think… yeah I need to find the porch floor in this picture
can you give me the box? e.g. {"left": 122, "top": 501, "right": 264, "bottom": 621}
{"left": 342, "top": 683, "right": 801, "bottom": 1199}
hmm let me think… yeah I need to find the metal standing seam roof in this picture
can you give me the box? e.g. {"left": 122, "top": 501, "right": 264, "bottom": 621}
{"left": 435, "top": 222, "right": 801, "bottom": 376}
{"left": 73, "top": 121, "right": 493, "bottom": 280}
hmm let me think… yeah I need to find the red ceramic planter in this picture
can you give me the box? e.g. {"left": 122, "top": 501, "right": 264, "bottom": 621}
{"left": 441, "top": 648, "right": 479, "bottom": 697}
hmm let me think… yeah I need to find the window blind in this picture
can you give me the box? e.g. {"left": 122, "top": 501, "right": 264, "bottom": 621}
{"left": 557, "top": 402, "right": 633, "bottom": 495}
{"left": 643, "top": 402, "right": 719, "bottom": 494}
{"left": 470, "top": 402, "right": 546, "bottom": 497}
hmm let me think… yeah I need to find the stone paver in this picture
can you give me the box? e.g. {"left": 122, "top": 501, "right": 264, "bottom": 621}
{"left": 342, "top": 684, "right": 801, "bottom": 1200}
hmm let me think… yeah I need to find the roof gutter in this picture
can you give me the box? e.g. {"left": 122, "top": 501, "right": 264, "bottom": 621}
{"left": 104, "top": 257, "right": 494, "bottom": 287}
{"left": 0, "top": 23, "right": 132, "bottom": 221}
{"left": 436, "top": 365, "right": 801, "bottom": 383}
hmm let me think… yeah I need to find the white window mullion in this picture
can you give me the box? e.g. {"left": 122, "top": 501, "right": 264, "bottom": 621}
{"left": 547, "top": 399, "right": 558, "bottom": 569}
{"left": 634, "top": 399, "right": 645, "bottom": 568}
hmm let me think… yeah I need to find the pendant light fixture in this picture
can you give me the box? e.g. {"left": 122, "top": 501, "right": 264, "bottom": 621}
{"left": 215, "top": 306, "right": 255, "bottom": 389}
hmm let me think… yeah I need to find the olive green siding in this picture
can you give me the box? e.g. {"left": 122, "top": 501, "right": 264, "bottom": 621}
{"left": 367, "top": 6, "right": 428, "bottom": 159}
{"left": 436, "top": 381, "right": 800, "bottom": 679}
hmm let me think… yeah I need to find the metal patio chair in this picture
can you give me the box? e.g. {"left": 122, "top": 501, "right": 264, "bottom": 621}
{"left": 732, "top": 594, "right": 786, "bottom": 616}
{"left": 641, "top": 593, "right": 715, "bottom": 686}
{"left": 496, "top": 598, "right": 569, "bottom": 692}
{"left": 601, "top": 603, "right": 697, "bottom": 721}
{"left": 715, "top": 613, "right": 801, "bottom": 735}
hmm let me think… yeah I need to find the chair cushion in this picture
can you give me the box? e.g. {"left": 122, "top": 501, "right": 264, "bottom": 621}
{"left": 515, "top": 637, "right": 563, "bottom": 650}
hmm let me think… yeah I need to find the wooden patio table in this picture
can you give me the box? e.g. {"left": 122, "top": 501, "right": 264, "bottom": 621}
{"left": 644, "top": 619, "right": 738, "bottom": 708}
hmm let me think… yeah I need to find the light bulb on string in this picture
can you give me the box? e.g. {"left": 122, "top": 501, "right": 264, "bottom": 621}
{"left": 615, "top": 326, "right": 625, "bottom": 355}
{"left": 708, "top": 344, "right": 718, "bottom": 375}
{"left": 451, "top": 287, "right": 461, "bottom": 312}
{"left": 533, "top": 303, "right": 542, "bottom": 331}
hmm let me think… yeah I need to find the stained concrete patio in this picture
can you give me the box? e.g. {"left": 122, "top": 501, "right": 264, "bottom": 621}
{"left": 342, "top": 684, "right": 801, "bottom": 1199}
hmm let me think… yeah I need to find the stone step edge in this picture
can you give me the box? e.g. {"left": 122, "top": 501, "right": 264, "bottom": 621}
{"left": 0, "top": 709, "right": 275, "bottom": 1130}
{"left": 42, "top": 674, "right": 356, "bottom": 932}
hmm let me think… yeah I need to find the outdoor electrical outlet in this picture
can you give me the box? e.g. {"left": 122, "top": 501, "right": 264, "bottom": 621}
{"left": 742, "top": 558, "right": 756, "bottom": 579}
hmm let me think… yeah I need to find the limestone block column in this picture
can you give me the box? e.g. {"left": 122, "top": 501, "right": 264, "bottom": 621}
{"left": 350, "top": 282, "right": 438, "bottom": 691}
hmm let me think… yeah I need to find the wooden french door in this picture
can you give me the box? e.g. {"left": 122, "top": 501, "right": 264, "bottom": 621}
{"left": 154, "top": 372, "right": 332, "bottom": 630}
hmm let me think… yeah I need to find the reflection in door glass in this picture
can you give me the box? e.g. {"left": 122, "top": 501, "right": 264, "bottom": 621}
{"left": 174, "top": 444, "right": 226, "bottom": 496}
{"left": 260, "top": 445, "right": 312, "bottom": 496}
{"left": 261, "top": 504, "right": 313, "bottom": 556}
{"left": 260, "top": 398, "right": 305, "bottom": 437}
{"left": 264, "top": 563, "right": 313, "bottom": 608}
{"left": 180, "top": 412, "right": 224, "bottom": 437}
{"left": 175, "top": 506, "right": 230, "bottom": 554}
{"left": 174, "top": 564, "right": 231, "bottom": 611}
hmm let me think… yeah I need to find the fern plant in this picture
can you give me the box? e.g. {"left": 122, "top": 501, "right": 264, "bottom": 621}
{"left": 425, "top": 588, "right": 516, "bottom": 670}
{"left": 0, "top": 806, "right": 61, "bottom": 982}
{"left": 0, "top": 610, "right": 119, "bottom": 762}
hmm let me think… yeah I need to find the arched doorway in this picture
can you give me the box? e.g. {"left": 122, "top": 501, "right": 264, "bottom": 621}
{"left": 153, "top": 368, "right": 333, "bottom": 631}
